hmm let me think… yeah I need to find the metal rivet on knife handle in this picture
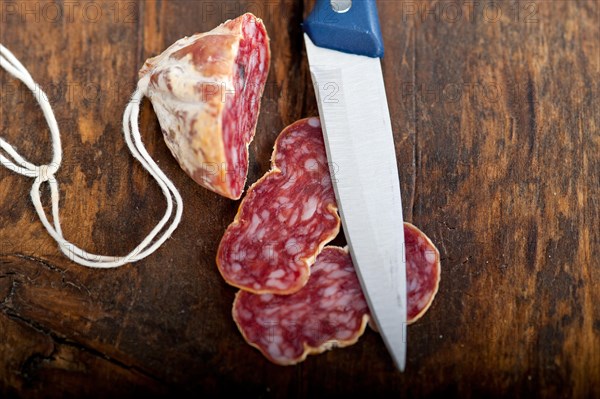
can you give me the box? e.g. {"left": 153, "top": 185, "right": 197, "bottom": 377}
{"left": 331, "top": 0, "right": 352, "bottom": 13}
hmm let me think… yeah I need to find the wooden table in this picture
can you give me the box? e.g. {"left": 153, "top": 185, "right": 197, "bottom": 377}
{"left": 1, "top": 1, "right": 598, "bottom": 397}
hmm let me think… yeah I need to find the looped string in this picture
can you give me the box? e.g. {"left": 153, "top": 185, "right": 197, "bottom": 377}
{"left": 0, "top": 44, "right": 183, "bottom": 268}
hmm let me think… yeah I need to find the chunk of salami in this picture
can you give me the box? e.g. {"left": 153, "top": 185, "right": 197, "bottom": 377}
{"left": 233, "top": 223, "right": 440, "bottom": 365}
{"left": 217, "top": 117, "right": 340, "bottom": 294}
{"left": 139, "top": 13, "right": 271, "bottom": 199}
{"left": 233, "top": 247, "right": 369, "bottom": 365}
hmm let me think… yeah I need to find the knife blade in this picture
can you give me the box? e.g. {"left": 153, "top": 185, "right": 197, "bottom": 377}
{"left": 303, "top": 0, "right": 407, "bottom": 371}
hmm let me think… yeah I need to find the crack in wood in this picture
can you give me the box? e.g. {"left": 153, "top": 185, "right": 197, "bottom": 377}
{"left": 14, "top": 253, "right": 66, "bottom": 275}
{"left": 4, "top": 253, "right": 92, "bottom": 295}
{"left": 526, "top": 72, "right": 537, "bottom": 157}
{"left": 410, "top": 25, "right": 419, "bottom": 223}
{"left": 0, "top": 278, "right": 19, "bottom": 307}
{"left": 18, "top": 345, "right": 58, "bottom": 384}
{"left": 2, "top": 310, "right": 168, "bottom": 387}
{"left": 0, "top": 254, "right": 162, "bottom": 385}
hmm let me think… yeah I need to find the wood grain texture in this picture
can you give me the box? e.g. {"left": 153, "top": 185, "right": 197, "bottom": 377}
{"left": 1, "top": 0, "right": 598, "bottom": 397}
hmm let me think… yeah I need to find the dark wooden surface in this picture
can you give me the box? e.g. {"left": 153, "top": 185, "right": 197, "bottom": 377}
{"left": 1, "top": 0, "right": 599, "bottom": 397}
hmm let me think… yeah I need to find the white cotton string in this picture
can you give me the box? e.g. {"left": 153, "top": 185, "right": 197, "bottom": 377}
{"left": 0, "top": 44, "right": 183, "bottom": 268}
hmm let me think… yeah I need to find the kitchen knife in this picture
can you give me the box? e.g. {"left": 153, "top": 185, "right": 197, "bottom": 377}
{"left": 303, "top": 0, "right": 408, "bottom": 370}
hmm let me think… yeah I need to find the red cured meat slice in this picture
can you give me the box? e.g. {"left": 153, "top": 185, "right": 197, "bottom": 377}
{"left": 217, "top": 118, "right": 340, "bottom": 294}
{"left": 404, "top": 222, "right": 441, "bottom": 322}
{"left": 233, "top": 247, "right": 369, "bottom": 365}
{"left": 139, "top": 13, "right": 271, "bottom": 199}
{"left": 233, "top": 223, "right": 440, "bottom": 365}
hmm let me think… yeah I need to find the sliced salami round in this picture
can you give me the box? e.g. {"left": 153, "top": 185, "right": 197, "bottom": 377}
{"left": 139, "top": 13, "right": 271, "bottom": 199}
{"left": 233, "top": 223, "right": 440, "bottom": 365}
{"left": 217, "top": 118, "right": 340, "bottom": 294}
{"left": 233, "top": 246, "right": 369, "bottom": 365}
{"left": 404, "top": 222, "right": 441, "bottom": 322}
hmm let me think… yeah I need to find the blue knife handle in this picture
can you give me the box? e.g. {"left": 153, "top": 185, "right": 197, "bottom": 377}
{"left": 303, "top": 0, "right": 384, "bottom": 58}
